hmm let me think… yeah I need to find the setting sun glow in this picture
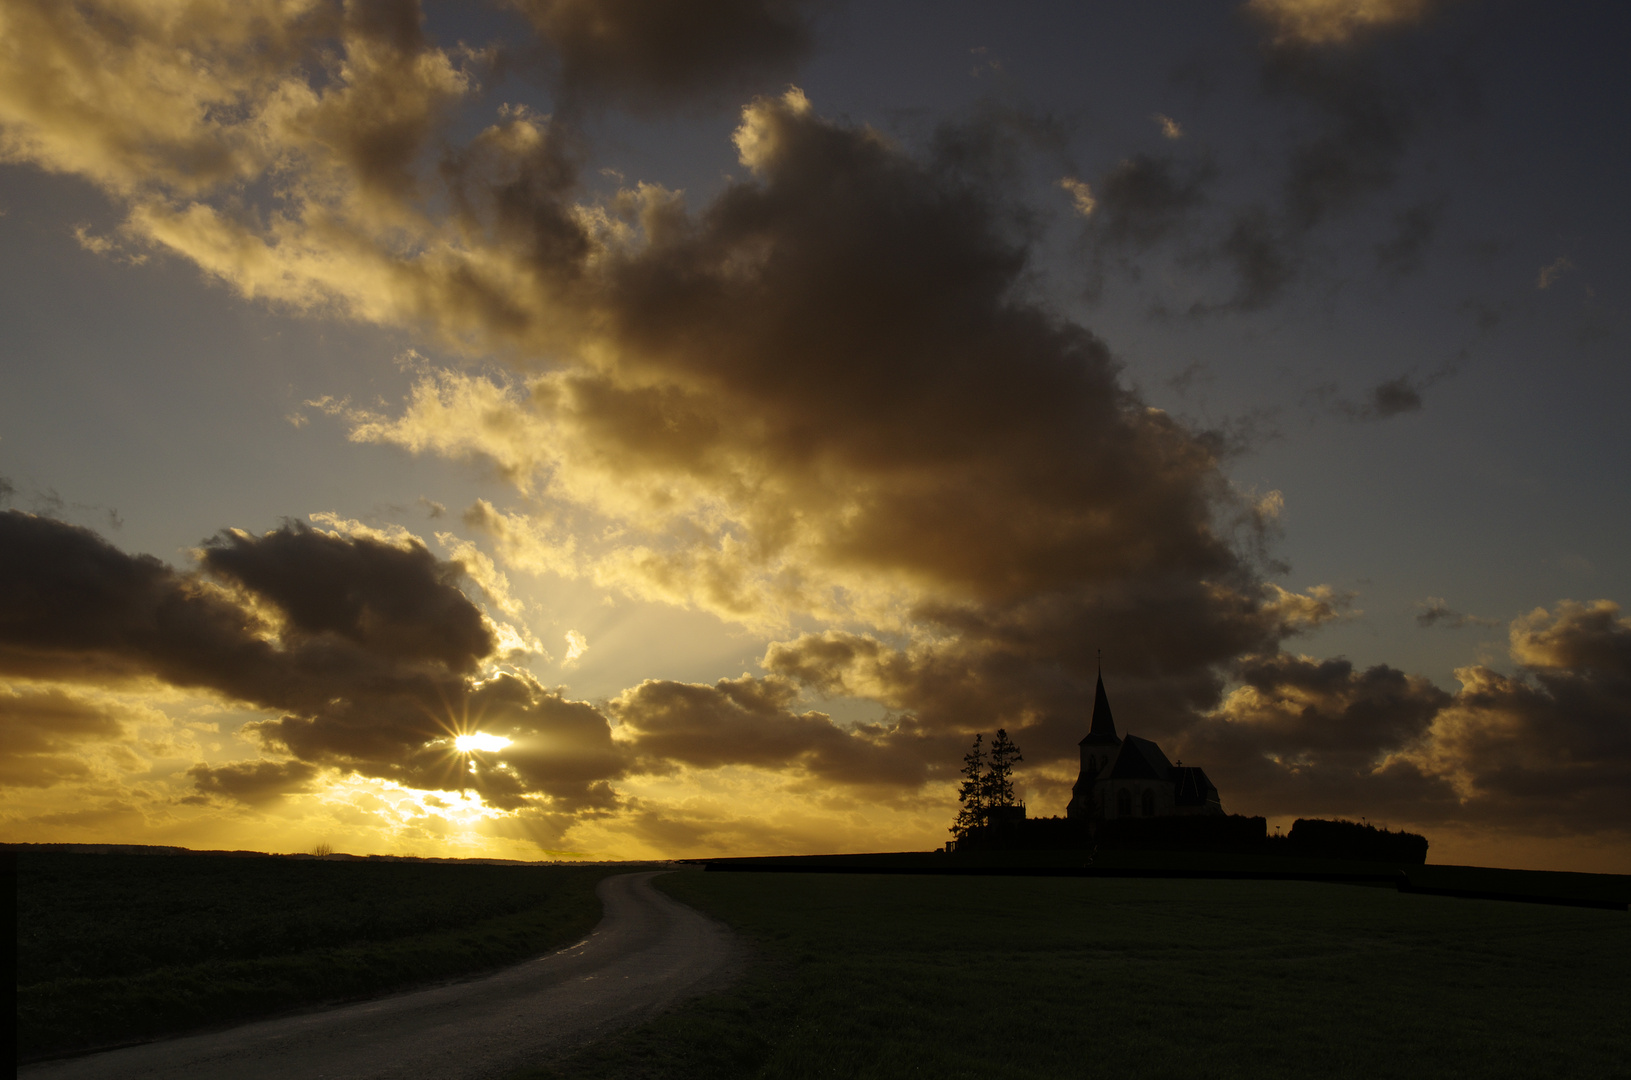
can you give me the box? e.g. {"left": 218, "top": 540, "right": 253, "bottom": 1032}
{"left": 454, "top": 733, "right": 512, "bottom": 753}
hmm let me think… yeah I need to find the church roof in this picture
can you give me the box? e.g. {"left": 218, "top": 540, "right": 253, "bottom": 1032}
{"left": 1078, "top": 674, "right": 1122, "bottom": 746}
{"left": 1105, "top": 734, "right": 1173, "bottom": 780}
{"left": 1172, "top": 765, "right": 1218, "bottom": 806}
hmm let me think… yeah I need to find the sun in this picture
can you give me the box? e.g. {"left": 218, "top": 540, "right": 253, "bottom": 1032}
{"left": 454, "top": 732, "right": 512, "bottom": 753}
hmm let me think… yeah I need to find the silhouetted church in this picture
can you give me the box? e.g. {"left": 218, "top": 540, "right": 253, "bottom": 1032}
{"left": 949, "top": 672, "right": 1227, "bottom": 851}
{"left": 1065, "top": 675, "right": 1223, "bottom": 820}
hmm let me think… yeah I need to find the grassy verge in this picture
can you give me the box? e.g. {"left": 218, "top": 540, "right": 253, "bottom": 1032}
{"left": 525, "top": 870, "right": 1630, "bottom": 1080}
{"left": 17, "top": 853, "right": 630, "bottom": 1060}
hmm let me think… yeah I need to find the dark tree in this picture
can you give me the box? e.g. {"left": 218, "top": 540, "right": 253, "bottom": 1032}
{"left": 951, "top": 733, "right": 987, "bottom": 840}
{"left": 985, "top": 728, "right": 1023, "bottom": 809}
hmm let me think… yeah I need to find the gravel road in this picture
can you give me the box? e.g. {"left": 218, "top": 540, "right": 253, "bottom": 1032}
{"left": 22, "top": 870, "right": 741, "bottom": 1080}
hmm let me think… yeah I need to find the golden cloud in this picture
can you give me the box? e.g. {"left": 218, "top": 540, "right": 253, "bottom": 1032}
{"left": 0, "top": 685, "right": 127, "bottom": 788}
{"left": 1187, "top": 600, "right": 1631, "bottom": 838}
{"left": 1244, "top": 0, "right": 1442, "bottom": 46}
{"left": 1058, "top": 176, "right": 1096, "bottom": 216}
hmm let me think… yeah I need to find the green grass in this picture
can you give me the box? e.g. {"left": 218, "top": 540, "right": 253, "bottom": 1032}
{"left": 526, "top": 870, "right": 1631, "bottom": 1080}
{"left": 17, "top": 853, "right": 627, "bottom": 1060}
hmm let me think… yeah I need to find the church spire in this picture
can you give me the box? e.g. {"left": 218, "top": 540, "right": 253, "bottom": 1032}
{"left": 1089, "top": 673, "right": 1117, "bottom": 740}
{"left": 1079, "top": 667, "right": 1122, "bottom": 747}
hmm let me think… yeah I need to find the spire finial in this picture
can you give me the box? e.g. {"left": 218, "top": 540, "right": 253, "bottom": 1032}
{"left": 1097, "top": 647, "right": 1101, "bottom": 675}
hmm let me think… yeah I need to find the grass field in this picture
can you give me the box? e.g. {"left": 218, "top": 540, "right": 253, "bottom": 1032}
{"left": 527, "top": 870, "right": 1631, "bottom": 1080}
{"left": 16, "top": 852, "right": 624, "bottom": 1061}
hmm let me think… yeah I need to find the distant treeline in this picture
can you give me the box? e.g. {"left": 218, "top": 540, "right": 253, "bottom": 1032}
{"left": 1272, "top": 819, "right": 1429, "bottom": 864}
{"left": 953, "top": 814, "right": 1428, "bottom": 864}
{"left": 959, "top": 814, "right": 1268, "bottom": 853}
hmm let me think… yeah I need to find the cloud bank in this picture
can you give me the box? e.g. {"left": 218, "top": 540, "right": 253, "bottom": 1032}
{"left": 0, "top": 1, "right": 1622, "bottom": 863}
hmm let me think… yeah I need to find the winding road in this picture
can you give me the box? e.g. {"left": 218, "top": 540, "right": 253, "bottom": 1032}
{"left": 23, "top": 870, "right": 742, "bottom": 1080}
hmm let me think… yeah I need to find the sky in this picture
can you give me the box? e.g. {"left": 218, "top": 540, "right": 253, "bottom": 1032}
{"left": 0, "top": 0, "right": 1627, "bottom": 871}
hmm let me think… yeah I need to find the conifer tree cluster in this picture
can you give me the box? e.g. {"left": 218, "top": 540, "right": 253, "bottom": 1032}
{"left": 951, "top": 729, "right": 1023, "bottom": 842}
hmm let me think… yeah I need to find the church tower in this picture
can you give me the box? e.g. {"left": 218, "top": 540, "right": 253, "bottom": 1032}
{"left": 1066, "top": 672, "right": 1123, "bottom": 819}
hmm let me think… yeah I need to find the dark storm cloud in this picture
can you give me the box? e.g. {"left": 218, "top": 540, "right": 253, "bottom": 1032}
{"left": 311, "top": 0, "right": 450, "bottom": 197}
{"left": 1416, "top": 597, "right": 1498, "bottom": 629}
{"left": 0, "top": 510, "right": 276, "bottom": 691}
{"left": 1179, "top": 652, "right": 1461, "bottom": 822}
{"left": 579, "top": 93, "right": 1258, "bottom": 610}
{"left": 0, "top": 511, "right": 624, "bottom": 808}
{"left": 1168, "top": 599, "right": 1631, "bottom": 836}
{"left": 437, "top": 106, "right": 591, "bottom": 278}
{"left": 758, "top": 596, "right": 1631, "bottom": 839}
{"left": 612, "top": 674, "right": 935, "bottom": 788}
{"left": 1514, "top": 601, "right": 1631, "bottom": 673}
{"left": 462, "top": 674, "right": 627, "bottom": 807}
{"left": 364, "top": 89, "right": 1269, "bottom": 631}
{"left": 1360, "top": 375, "right": 1424, "bottom": 418}
{"left": 760, "top": 575, "right": 1352, "bottom": 771}
{"left": 200, "top": 522, "right": 493, "bottom": 671}
{"left": 252, "top": 669, "right": 629, "bottom": 811}
{"left": 508, "top": 0, "right": 821, "bottom": 110}
{"left": 1232, "top": 653, "right": 1450, "bottom": 753}
{"left": 1313, "top": 369, "right": 1448, "bottom": 422}
{"left": 188, "top": 759, "right": 321, "bottom": 804}
{"left": 1432, "top": 601, "right": 1631, "bottom": 832}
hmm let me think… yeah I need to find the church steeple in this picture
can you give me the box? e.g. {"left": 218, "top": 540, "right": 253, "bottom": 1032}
{"left": 1086, "top": 672, "right": 1118, "bottom": 742}
{"left": 1080, "top": 656, "right": 1121, "bottom": 747}
{"left": 1068, "top": 667, "right": 1123, "bottom": 819}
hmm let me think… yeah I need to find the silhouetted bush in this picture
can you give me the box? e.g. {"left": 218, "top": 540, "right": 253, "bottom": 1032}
{"left": 1287, "top": 818, "right": 1428, "bottom": 864}
{"left": 1095, "top": 814, "right": 1267, "bottom": 853}
{"left": 954, "top": 814, "right": 1268, "bottom": 854}
{"left": 951, "top": 813, "right": 1428, "bottom": 863}
{"left": 953, "top": 810, "right": 1075, "bottom": 851}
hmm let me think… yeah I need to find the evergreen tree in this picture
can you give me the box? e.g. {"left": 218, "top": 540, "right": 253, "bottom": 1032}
{"left": 985, "top": 728, "right": 1023, "bottom": 809}
{"left": 951, "top": 733, "right": 987, "bottom": 840}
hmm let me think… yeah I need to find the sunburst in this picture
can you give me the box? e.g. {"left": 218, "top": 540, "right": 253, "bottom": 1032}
{"left": 454, "top": 732, "right": 512, "bottom": 753}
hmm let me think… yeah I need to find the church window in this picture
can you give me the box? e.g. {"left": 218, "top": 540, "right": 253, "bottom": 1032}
{"left": 1142, "top": 789, "right": 1155, "bottom": 817}
{"left": 1117, "top": 789, "right": 1132, "bottom": 817}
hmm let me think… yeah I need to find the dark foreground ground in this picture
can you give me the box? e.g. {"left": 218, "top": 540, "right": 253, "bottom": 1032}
{"left": 17, "top": 850, "right": 1630, "bottom": 1078}
{"left": 22, "top": 872, "right": 740, "bottom": 1080}
{"left": 15, "top": 852, "right": 627, "bottom": 1060}
{"left": 527, "top": 870, "right": 1631, "bottom": 1080}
